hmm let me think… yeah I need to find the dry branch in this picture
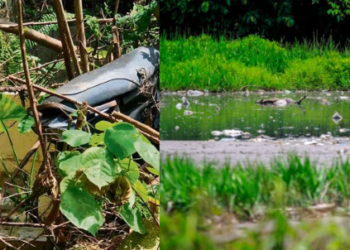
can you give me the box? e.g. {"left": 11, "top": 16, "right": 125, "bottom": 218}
{"left": 9, "top": 76, "right": 160, "bottom": 144}
{"left": 53, "top": 0, "right": 75, "bottom": 79}
{"left": 0, "top": 25, "right": 63, "bottom": 52}
{"left": 54, "top": 0, "right": 81, "bottom": 76}
{"left": 0, "top": 18, "right": 114, "bottom": 27}
{"left": 17, "top": 1, "right": 58, "bottom": 212}
{"left": 75, "top": 0, "right": 89, "bottom": 73}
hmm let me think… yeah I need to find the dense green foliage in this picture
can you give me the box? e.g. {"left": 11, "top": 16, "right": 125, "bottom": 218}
{"left": 59, "top": 122, "right": 159, "bottom": 235}
{"left": 161, "top": 35, "right": 350, "bottom": 91}
{"left": 161, "top": 156, "right": 350, "bottom": 249}
{"left": 160, "top": 0, "right": 350, "bottom": 44}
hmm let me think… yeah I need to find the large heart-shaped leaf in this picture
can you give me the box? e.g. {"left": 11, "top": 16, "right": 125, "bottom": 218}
{"left": 80, "top": 147, "right": 117, "bottom": 189}
{"left": 120, "top": 158, "right": 140, "bottom": 184}
{"left": 119, "top": 203, "right": 146, "bottom": 234}
{"left": 57, "top": 151, "right": 82, "bottom": 178}
{"left": 60, "top": 177, "right": 104, "bottom": 235}
{"left": 134, "top": 140, "right": 159, "bottom": 172}
{"left": 0, "top": 94, "right": 27, "bottom": 121}
{"left": 104, "top": 122, "right": 141, "bottom": 159}
{"left": 62, "top": 130, "right": 91, "bottom": 147}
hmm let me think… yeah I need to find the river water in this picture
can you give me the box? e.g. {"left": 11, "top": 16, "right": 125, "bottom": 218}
{"left": 161, "top": 91, "right": 350, "bottom": 141}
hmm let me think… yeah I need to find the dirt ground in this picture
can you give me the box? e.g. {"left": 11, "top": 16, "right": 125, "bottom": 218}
{"left": 161, "top": 140, "right": 350, "bottom": 167}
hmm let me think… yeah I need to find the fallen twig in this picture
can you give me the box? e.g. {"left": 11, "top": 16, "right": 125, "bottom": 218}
{"left": 9, "top": 76, "right": 160, "bottom": 144}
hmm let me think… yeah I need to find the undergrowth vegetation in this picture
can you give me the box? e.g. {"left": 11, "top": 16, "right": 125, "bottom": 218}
{"left": 161, "top": 35, "right": 350, "bottom": 91}
{"left": 161, "top": 156, "right": 350, "bottom": 249}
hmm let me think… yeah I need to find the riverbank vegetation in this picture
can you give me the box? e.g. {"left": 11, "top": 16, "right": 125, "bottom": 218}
{"left": 161, "top": 35, "right": 350, "bottom": 91}
{"left": 161, "top": 156, "right": 350, "bottom": 249}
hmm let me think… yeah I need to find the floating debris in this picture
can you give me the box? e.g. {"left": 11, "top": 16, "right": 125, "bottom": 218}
{"left": 223, "top": 129, "right": 243, "bottom": 137}
{"left": 175, "top": 126, "right": 179, "bottom": 131}
{"left": 339, "top": 128, "right": 350, "bottom": 133}
{"left": 187, "top": 90, "right": 204, "bottom": 96}
{"left": 175, "top": 103, "right": 182, "bottom": 110}
{"left": 182, "top": 96, "right": 190, "bottom": 106}
{"left": 304, "top": 140, "right": 318, "bottom": 145}
{"left": 257, "top": 130, "right": 265, "bottom": 134}
{"left": 320, "top": 99, "right": 331, "bottom": 105}
{"left": 332, "top": 112, "right": 343, "bottom": 123}
{"left": 184, "top": 110, "right": 194, "bottom": 116}
{"left": 211, "top": 131, "right": 223, "bottom": 136}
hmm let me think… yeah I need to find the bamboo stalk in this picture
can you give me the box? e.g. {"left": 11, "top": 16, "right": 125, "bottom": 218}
{"left": 0, "top": 18, "right": 114, "bottom": 27}
{"left": 52, "top": 0, "right": 74, "bottom": 80}
{"left": 0, "top": 25, "right": 63, "bottom": 52}
{"left": 8, "top": 76, "right": 160, "bottom": 144}
{"left": 74, "top": 0, "right": 89, "bottom": 73}
{"left": 53, "top": 0, "right": 81, "bottom": 76}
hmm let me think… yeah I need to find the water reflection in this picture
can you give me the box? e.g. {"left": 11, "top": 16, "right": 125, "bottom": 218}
{"left": 161, "top": 92, "right": 350, "bottom": 141}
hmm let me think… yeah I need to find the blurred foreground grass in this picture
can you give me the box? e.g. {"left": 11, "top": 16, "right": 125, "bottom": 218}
{"left": 161, "top": 156, "right": 350, "bottom": 250}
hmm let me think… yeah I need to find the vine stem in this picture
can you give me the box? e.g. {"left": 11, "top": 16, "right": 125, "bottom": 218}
{"left": 17, "top": 0, "right": 57, "bottom": 199}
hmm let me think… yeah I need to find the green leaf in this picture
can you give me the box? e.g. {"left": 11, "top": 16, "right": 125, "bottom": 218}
{"left": 120, "top": 158, "right": 140, "bottom": 184}
{"left": 18, "top": 115, "right": 34, "bottom": 133}
{"left": 62, "top": 130, "right": 91, "bottom": 147}
{"left": 146, "top": 167, "right": 159, "bottom": 176}
{"left": 119, "top": 203, "right": 146, "bottom": 234}
{"left": 134, "top": 140, "right": 159, "bottom": 172}
{"left": 133, "top": 180, "right": 148, "bottom": 202}
{"left": 57, "top": 151, "right": 82, "bottom": 178}
{"left": 201, "top": 2, "right": 209, "bottom": 13}
{"left": 60, "top": 177, "right": 104, "bottom": 235}
{"left": 89, "top": 133, "right": 105, "bottom": 146}
{"left": 95, "top": 120, "right": 116, "bottom": 131}
{"left": 80, "top": 147, "right": 118, "bottom": 189}
{"left": 104, "top": 122, "right": 141, "bottom": 159}
{"left": 0, "top": 94, "right": 27, "bottom": 121}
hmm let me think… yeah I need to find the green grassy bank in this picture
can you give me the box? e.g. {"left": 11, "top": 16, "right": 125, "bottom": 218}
{"left": 160, "top": 35, "right": 350, "bottom": 91}
{"left": 161, "top": 156, "right": 350, "bottom": 249}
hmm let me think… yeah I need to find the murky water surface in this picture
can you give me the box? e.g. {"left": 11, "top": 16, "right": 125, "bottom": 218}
{"left": 161, "top": 92, "right": 350, "bottom": 141}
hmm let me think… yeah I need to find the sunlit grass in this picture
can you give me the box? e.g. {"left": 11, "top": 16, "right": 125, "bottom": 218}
{"left": 161, "top": 156, "right": 350, "bottom": 249}
{"left": 161, "top": 155, "right": 350, "bottom": 215}
{"left": 160, "top": 35, "right": 350, "bottom": 91}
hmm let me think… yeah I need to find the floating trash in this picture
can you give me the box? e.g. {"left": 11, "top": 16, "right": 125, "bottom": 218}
{"left": 175, "top": 126, "right": 179, "bottom": 131}
{"left": 339, "top": 128, "right": 350, "bottom": 133}
{"left": 304, "top": 140, "right": 318, "bottom": 145}
{"left": 211, "top": 131, "right": 223, "bottom": 136}
{"left": 187, "top": 90, "right": 204, "bottom": 96}
{"left": 175, "top": 103, "right": 182, "bottom": 110}
{"left": 321, "top": 99, "right": 331, "bottom": 105}
{"left": 332, "top": 111, "right": 343, "bottom": 120}
{"left": 184, "top": 110, "right": 194, "bottom": 116}
{"left": 257, "top": 130, "right": 265, "bottom": 134}
{"left": 223, "top": 129, "right": 243, "bottom": 137}
{"left": 332, "top": 112, "right": 343, "bottom": 124}
{"left": 182, "top": 96, "right": 190, "bottom": 107}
